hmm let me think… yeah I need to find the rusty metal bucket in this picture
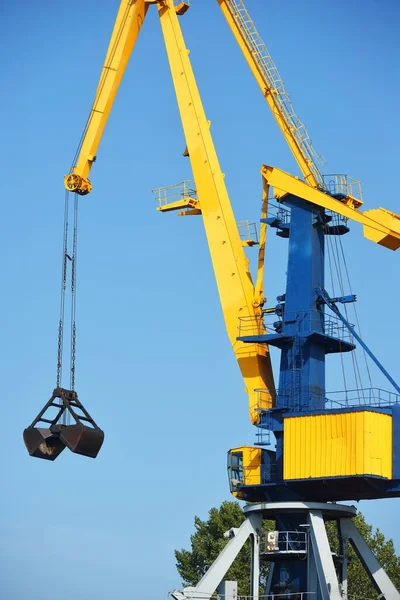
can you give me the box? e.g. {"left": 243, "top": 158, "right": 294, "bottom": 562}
{"left": 23, "top": 426, "right": 65, "bottom": 461}
{"left": 23, "top": 388, "right": 104, "bottom": 460}
{"left": 60, "top": 423, "right": 104, "bottom": 458}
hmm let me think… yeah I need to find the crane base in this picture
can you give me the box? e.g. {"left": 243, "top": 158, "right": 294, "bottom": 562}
{"left": 168, "top": 502, "right": 400, "bottom": 600}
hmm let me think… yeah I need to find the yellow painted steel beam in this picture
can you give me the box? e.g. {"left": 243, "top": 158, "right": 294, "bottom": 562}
{"left": 218, "top": 0, "right": 320, "bottom": 190}
{"left": 64, "top": 0, "right": 149, "bottom": 195}
{"left": 157, "top": 198, "right": 200, "bottom": 213}
{"left": 254, "top": 179, "right": 268, "bottom": 309}
{"left": 218, "top": 1, "right": 363, "bottom": 211}
{"left": 262, "top": 165, "right": 400, "bottom": 250}
{"left": 157, "top": 0, "right": 275, "bottom": 422}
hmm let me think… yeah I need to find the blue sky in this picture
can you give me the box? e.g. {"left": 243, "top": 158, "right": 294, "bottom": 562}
{"left": 1, "top": 1, "right": 400, "bottom": 598}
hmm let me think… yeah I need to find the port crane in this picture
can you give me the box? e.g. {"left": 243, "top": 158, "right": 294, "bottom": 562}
{"left": 24, "top": 1, "right": 400, "bottom": 598}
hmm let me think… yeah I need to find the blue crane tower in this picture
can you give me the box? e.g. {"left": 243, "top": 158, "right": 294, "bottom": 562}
{"left": 174, "top": 0, "right": 400, "bottom": 596}
{"left": 234, "top": 188, "right": 400, "bottom": 505}
{"left": 227, "top": 179, "right": 400, "bottom": 597}
{"left": 170, "top": 161, "right": 400, "bottom": 599}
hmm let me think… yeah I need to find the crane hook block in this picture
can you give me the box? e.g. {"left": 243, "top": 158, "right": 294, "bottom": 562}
{"left": 23, "top": 387, "right": 104, "bottom": 460}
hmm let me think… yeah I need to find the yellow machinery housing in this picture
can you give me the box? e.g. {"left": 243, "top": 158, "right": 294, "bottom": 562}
{"left": 283, "top": 411, "right": 392, "bottom": 481}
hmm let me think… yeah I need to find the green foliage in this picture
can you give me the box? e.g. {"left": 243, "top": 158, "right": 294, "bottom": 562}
{"left": 175, "top": 501, "right": 273, "bottom": 596}
{"left": 327, "top": 513, "right": 400, "bottom": 597}
{"left": 175, "top": 501, "right": 400, "bottom": 597}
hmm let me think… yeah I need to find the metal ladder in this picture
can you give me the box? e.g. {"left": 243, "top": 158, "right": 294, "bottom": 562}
{"left": 225, "top": 0, "right": 326, "bottom": 188}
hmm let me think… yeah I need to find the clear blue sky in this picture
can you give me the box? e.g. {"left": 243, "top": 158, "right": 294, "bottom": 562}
{"left": 1, "top": 1, "right": 399, "bottom": 599}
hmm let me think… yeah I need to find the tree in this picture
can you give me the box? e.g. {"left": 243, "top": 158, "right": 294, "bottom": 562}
{"left": 175, "top": 501, "right": 273, "bottom": 596}
{"left": 175, "top": 501, "right": 400, "bottom": 597}
{"left": 326, "top": 512, "right": 400, "bottom": 598}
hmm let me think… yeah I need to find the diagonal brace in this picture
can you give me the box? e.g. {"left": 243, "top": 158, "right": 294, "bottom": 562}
{"left": 316, "top": 287, "right": 400, "bottom": 394}
{"left": 188, "top": 513, "right": 262, "bottom": 600}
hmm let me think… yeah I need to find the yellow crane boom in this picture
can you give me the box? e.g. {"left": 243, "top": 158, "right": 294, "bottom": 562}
{"left": 218, "top": 0, "right": 362, "bottom": 209}
{"left": 64, "top": 0, "right": 149, "bottom": 195}
{"left": 156, "top": 1, "right": 276, "bottom": 423}
{"left": 262, "top": 165, "right": 400, "bottom": 250}
{"left": 218, "top": 0, "right": 400, "bottom": 247}
{"left": 218, "top": 0, "right": 324, "bottom": 189}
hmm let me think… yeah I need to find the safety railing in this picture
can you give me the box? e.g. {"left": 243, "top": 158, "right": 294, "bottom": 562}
{"left": 325, "top": 209, "right": 349, "bottom": 228}
{"left": 152, "top": 180, "right": 197, "bottom": 206}
{"left": 288, "top": 309, "right": 354, "bottom": 343}
{"left": 322, "top": 174, "right": 363, "bottom": 203}
{"left": 175, "top": 592, "right": 381, "bottom": 600}
{"left": 226, "top": 594, "right": 376, "bottom": 600}
{"left": 260, "top": 531, "right": 307, "bottom": 554}
{"left": 225, "top": 0, "right": 326, "bottom": 190}
{"left": 238, "top": 310, "right": 354, "bottom": 345}
{"left": 325, "top": 387, "right": 400, "bottom": 409}
{"left": 255, "top": 389, "right": 276, "bottom": 415}
{"left": 237, "top": 315, "right": 274, "bottom": 338}
{"left": 237, "top": 220, "right": 258, "bottom": 245}
{"left": 266, "top": 199, "right": 291, "bottom": 223}
{"left": 255, "top": 427, "right": 271, "bottom": 446}
{"left": 220, "top": 593, "right": 316, "bottom": 600}
{"left": 181, "top": 593, "right": 316, "bottom": 600}
{"left": 254, "top": 386, "right": 400, "bottom": 415}
{"left": 181, "top": 593, "right": 380, "bottom": 600}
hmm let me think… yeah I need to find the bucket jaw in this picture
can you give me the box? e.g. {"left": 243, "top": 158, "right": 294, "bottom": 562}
{"left": 23, "top": 388, "right": 104, "bottom": 460}
{"left": 23, "top": 426, "right": 65, "bottom": 461}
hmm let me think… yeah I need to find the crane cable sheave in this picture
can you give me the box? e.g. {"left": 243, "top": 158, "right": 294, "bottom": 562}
{"left": 64, "top": 173, "right": 93, "bottom": 195}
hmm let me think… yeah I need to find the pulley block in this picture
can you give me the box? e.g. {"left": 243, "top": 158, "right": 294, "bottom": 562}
{"left": 64, "top": 173, "right": 92, "bottom": 195}
{"left": 23, "top": 387, "right": 104, "bottom": 460}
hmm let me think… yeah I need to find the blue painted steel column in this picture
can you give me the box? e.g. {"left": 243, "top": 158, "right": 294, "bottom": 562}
{"left": 271, "top": 195, "right": 326, "bottom": 595}
{"left": 274, "top": 196, "right": 326, "bottom": 476}
{"left": 277, "top": 195, "right": 326, "bottom": 411}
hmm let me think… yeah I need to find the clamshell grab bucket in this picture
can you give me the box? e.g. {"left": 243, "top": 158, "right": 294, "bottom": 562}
{"left": 23, "top": 387, "right": 104, "bottom": 460}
